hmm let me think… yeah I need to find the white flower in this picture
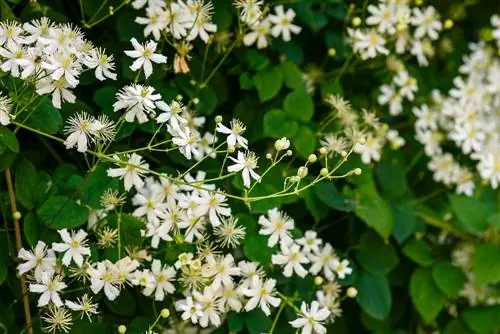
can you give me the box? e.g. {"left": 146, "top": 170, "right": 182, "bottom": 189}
{"left": 0, "top": 43, "right": 27, "bottom": 77}
{"left": 36, "top": 77, "right": 76, "bottom": 109}
{"left": 17, "top": 241, "right": 56, "bottom": 281}
{"left": 203, "top": 254, "right": 240, "bottom": 290}
{"left": 132, "top": 179, "right": 167, "bottom": 222}
{"left": 113, "top": 84, "right": 161, "bottom": 124}
{"left": 308, "top": 243, "right": 338, "bottom": 281}
{"left": 0, "top": 94, "right": 13, "bottom": 125}
{"left": 350, "top": 28, "right": 389, "bottom": 59}
{"left": 272, "top": 242, "right": 310, "bottom": 278}
{"left": 107, "top": 153, "right": 150, "bottom": 191}
{"left": 411, "top": 6, "right": 442, "bottom": 40}
{"left": 477, "top": 153, "right": 500, "bottom": 189}
{"left": 366, "top": 4, "right": 397, "bottom": 34}
{"left": 268, "top": 5, "right": 301, "bottom": 42}
{"left": 124, "top": 38, "right": 167, "bottom": 78}
{"left": 234, "top": 0, "right": 264, "bottom": 25}
{"left": 238, "top": 260, "right": 264, "bottom": 289}
{"left": 216, "top": 119, "right": 248, "bottom": 149}
{"left": 52, "top": 229, "right": 91, "bottom": 267}
{"left": 144, "top": 219, "right": 173, "bottom": 248}
{"left": 142, "top": 259, "right": 176, "bottom": 301}
{"left": 156, "top": 100, "right": 188, "bottom": 130}
{"left": 0, "top": 21, "right": 25, "bottom": 49}
{"left": 175, "top": 296, "right": 203, "bottom": 324}
{"left": 227, "top": 151, "right": 261, "bottom": 188}
{"left": 333, "top": 258, "right": 352, "bottom": 279}
{"left": 258, "top": 208, "right": 294, "bottom": 247}
{"left": 296, "top": 230, "right": 322, "bottom": 254}
{"left": 243, "top": 19, "right": 271, "bottom": 49}
{"left": 41, "top": 51, "right": 81, "bottom": 86}
{"left": 194, "top": 190, "right": 231, "bottom": 226}
{"left": 242, "top": 276, "right": 281, "bottom": 316}
{"left": 65, "top": 294, "right": 99, "bottom": 320}
{"left": 193, "top": 286, "right": 221, "bottom": 327}
{"left": 172, "top": 127, "right": 200, "bottom": 160}
{"left": 135, "top": 6, "right": 167, "bottom": 41}
{"left": 428, "top": 153, "right": 459, "bottom": 186}
{"left": 63, "top": 112, "right": 102, "bottom": 153}
{"left": 29, "top": 271, "right": 67, "bottom": 307}
{"left": 84, "top": 47, "right": 117, "bottom": 81}
{"left": 354, "top": 133, "right": 383, "bottom": 164}
{"left": 185, "top": 1, "right": 217, "bottom": 43}
{"left": 88, "top": 260, "right": 120, "bottom": 301}
{"left": 289, "top": 301, "right": 331, "bottom": 334}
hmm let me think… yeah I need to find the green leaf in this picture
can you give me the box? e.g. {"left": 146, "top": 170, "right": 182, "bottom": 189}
{"left": 409, "top": 268, "right": 445, "bottom": 323}
{"left": 0, "top": 0, "right": 15, "bottom": 20}
{"left": 105, "top": 290, "right": 136, "bottom": 317}
{"left": 355, "top": 272, "right": 392, "bottom": 320}
{"left": 37, "top": 196, "right": 89, "bottom": 229}
{"left": 24, "top": 212, "right": 40, "bottom": 248}
{"left": 116, "top": 10, "right": 143, "bottom": 42}
{"left": 292, "top": 125, "right": 316, "bottom": 158}
{"left": 244, "top": 310, "right": 272, "bottom": 334}
{"left": 0, "top": 127, "right": 19, "bottom": 153}
{"left": 450, "top": 195, "right": 491, "bottom": 233}
{"left": 432, "top": 263, "right": 466, "bottom": 299}
{"left": 402, "top": 239, "right": 434, "bottom": 267}
{"left": 244, "top": 49, "right": 269, "bottom": 70}
{"left": 313, "top": 182, "right": 355, "bottom": 212}
{"left": 106, "top": 214, "right": 144, "bottom": 247}
{"left": 253, "top": 66, "right": 283, "bottom": 102}
{"left": 26, "top": 100, "right": 63, "bottom": 134}
{"left": 195, "top": 85, "right": 218, "bottom": 115}
{"left": 354, "top": 185, "right": 393, "bottom": 240}
{"left": 263, "top": 109, "right": 299, "bottom": 138}
{"left": 15, "top": 159, "right": 46, "bottom": 210}
{"left": 444, "top": 319, "right": 472, "bottom": 334}
{"left": 321, "top": 79, "right": 344, "bottom": 99}
{"left": 356, "top": 232, "right": 398, "bottom": 275}
{"left": 376, "top": 160, "right": 407, "bottom": 198}
{"left": 472, "top": 244, "right": 500, "bottom": 284}
{"left": 93, "top": 86, "right": 117, "bottom": 112}
{"left": 299, "top": 188, "right": 328, "bottom": 222}
{"left": 228, "top": 312, "right": 245, "bottom": 332}
{"left": 462, "top": 306, "right": 500, "bottom": 333}
{"left": 80, "top": 165, "right": 118, "bottom": 208}
{"left": 284, "top": 90, "right": 314, "bottom": 122}
{"left": 391, "top": 203, "right": 416, "bottom": 244}
{"left": 240, "top": 215, "right": 274, "bottom": 266}
{"left": 279, "top": 61, "right": 305, "bottom": 90}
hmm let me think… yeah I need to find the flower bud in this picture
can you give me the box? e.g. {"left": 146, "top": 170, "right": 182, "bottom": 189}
{"left": 352, "top": 17, "right": 361, "bottom": 27}
{"left": 308, "top": 154, "right": 317, "bottom": 163}
{"left": 266, "top": 153, "right": 272, "bottom": 160}
{"left": 160, "top": 309, "right": 170, "bottom": 318}
{"left": 175, "top": 94, "right": 183, "bottom": 101}
{"left": 353, "top": 168, "right": 362, "bottom": 175}
{"left": 118, "top": 325, "right": 127, "bottom": 333}
{"left": 297, "top": 166, "right": 308, "bottom": 178}
{"left": 320, "top": 168, "right": 329, "bottom": 177}
{"left": 444, "top": 19, "right": 453, "bottom": 29}
{"left": 328, "top": 48, "right": 337, "bottom": 57}
{"left": 215, "top": 115, "right": 223, "bottom": 123}
{"left": 319, "top": 147, "right": 328, "bottom": 155}
{"left": 192, "top": 97, "right": 200, "bottom": 105}
{"left": 228, "top": 146, "right": 235, "bottom": 153}
{"left": 414, "top": 0, "right": 423, "bottom": 5}
{"left": 340, "top": 150, "right": 348, "bottom": 157}
{"left": 358, "top": 137, "right": 366, "bottom": 145}
{"left": 274, "top": 137, "right": 290, "bottom": 151}
{"left": 13, "top": 211, "right": 22, "bottom": 220}
{"left": 314, "top": 276, "right": 324, "bottom": 285}
{"left": 286, "top": 150, "right": 293, "bottom": 156}
{"left": 346, "top": 287, "right": 358, "bottom": 298}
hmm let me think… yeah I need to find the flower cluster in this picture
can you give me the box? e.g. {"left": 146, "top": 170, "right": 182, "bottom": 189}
{"left": 0, "top": 18, "right": 116, "bottom": 109}
{"left": 319, "top": 94, "right": 405, "bottom": 165}
{"left": 452, "top": 243, "right": 500, "bottom": 306}
{"left": 237, "top": 1, "right": 302, "bottom": 49}
{"left": 18, "top": 194, "right": 353, "bottom": 333}
{"left": 348, "top": 2, "right": 443, "bottom": 64}
{"left": 412, "top": 17, "right": 499, "bottom": 194}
